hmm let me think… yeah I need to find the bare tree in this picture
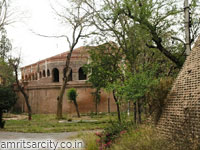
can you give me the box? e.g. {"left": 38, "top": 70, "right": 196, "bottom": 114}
{"left": 9, "top": 58, "right": 32, "bottom": 120}
{"left": 0, "top": 0, "right": 17, "bottom": 29}
{"left": 50, "top": 0, "right": 93, "bottom": 119}
{"left": 0, "top": 0, "right": 8, "bottom": 29}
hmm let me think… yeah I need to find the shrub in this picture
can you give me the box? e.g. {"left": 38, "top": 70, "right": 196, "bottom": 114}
{"left": 95, "top": 121, "right": 131, "bottom": 150}
{"left": 110, "top": 125, "right": 173, "bottom": 150}
{"left": 146, "top": 77, "right": 174, "bottom": 124}
{"left": 67, "top": 88, "right": 80, "bottom": 117}
{"left": 0, "top": 86, "right": 17, "bottom": 128}
{"left": 67, "top": 88, "right": 77, "bottom": 101}
{"left": 110, "top": 125, "right": 200, "bottom": 150}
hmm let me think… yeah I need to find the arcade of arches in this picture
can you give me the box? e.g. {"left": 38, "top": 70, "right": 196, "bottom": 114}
{"left": 15, "top": 46, "right": 117, "bottom": 115}
{"left": 21, "top": 67, "right": 86, "bottom": 82}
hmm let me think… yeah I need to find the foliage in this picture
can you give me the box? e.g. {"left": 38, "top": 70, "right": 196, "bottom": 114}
{"left": 0, "top": 86, "right": 17, "bottom": 111}
{"left": 95, "top": 121, "right": 130, "bottom": 150}
{"left": 67, "top": 88, "right": 78, "bottom": 102}
{"left": 0, "top": 86, "right": 17, "bottom": 128}
{"left": 84, "top": 43, "right": 123, "bottom": 90}
{"left": 84, "top": 43, "right": 124, "bottom": 121}
{"left": 67, "top": 88, "right": 80, "bottom": 118}
{"left": 84, "top": 0, "right": 200, "bottom": 69}
{"left": 0, "top": 28, "right": 12, "bottom": 60}
{"left": 110, "top": 125, "right": 172, "bottom": 150}
{"left": 0, "top": 57, "right": 15, "bottom": 86}
{"left": 110, "top": 125, "right": 200, "bottom": 150}
{"left": 146, "top": 77, "right": 174, "bottom": 124}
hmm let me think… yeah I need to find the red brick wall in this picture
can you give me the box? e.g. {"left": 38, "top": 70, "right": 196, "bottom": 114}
{"left": 157, "top": 38, "right": 200, "bottom": 141}
{"left": 15, "top": 81, "right": 117, "bottom": 114}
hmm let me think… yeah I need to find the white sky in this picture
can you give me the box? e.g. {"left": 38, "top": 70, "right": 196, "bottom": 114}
{"left": 6, "top": 0, "right": 83, "bottom": 67}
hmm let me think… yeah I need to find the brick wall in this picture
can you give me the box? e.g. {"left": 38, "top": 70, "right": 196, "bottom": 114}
{"left": 15, "top": 46, "right": 117, "bottom": 114}
{"left": 15, "top": 81, "right": 117, "bottom": 114}
{"left": 157, "top": 37, "right": 200, "bottom": 141}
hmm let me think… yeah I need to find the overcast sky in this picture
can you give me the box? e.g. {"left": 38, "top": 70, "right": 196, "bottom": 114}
{"left": 6, "top": 0, "right": 83, "bottom": 67}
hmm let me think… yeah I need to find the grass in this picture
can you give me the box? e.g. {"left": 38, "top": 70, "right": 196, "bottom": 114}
{"left": 0, "top": 113, "right": 118, "bottom": 133}
{"left": 82, "top": 125, "right": 200, "bottom": 150}
{"left": 110, "top": 125, "right": 172, "bottom": 150}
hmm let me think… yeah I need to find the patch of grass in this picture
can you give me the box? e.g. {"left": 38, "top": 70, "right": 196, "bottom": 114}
{"left": 0, "top": 114, "right": 118, "bottom": 133}
{"left": 110, "top": 125, "right": 200, "bottom": 150}
{"left": 72, "top": 132, "right": 99, "bottom": 150}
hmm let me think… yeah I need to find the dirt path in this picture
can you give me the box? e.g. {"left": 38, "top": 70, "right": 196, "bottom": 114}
{"left": 0, "top": 130, "right": 99, "bottom": 140}
{"left": 0, "top": 131, "right": 78, "bottom": 140}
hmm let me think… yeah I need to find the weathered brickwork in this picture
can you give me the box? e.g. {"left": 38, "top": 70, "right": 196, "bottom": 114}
{"left": 157, "top": 37, "right": 200, "bottom": 140}
{"left": 15, "top": 47, "right": 117, "bottom": 114}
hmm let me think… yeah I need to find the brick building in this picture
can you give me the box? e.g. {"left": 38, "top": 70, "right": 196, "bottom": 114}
{"left": 157, "top": 37, "right": 200, "bottom": 141}
{"left": 15, "top": 46, "right": 116, "bottom": 114}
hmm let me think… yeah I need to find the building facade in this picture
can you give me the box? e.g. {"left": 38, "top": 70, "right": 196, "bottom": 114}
{"left": 15, "top": 46, "right": 116, "bottom": 114}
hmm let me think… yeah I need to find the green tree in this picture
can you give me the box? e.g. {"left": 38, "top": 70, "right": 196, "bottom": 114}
{"left": 84, "top": 0, "right": 200, "bottom": 68}
{"left": 82, "top": 0, "right": 192, "bottom": 123}
{"left": 67, "top": 88, "right": 80, "bottom": 118}
{"left": 0, "top": 28, "right": 12, "bottom": 61}
{"left": 84, "top": 43, "right": 124, "bottom": 122}
{"left": 0, "top": 57, "right": 15, "bottom": 86}
{"left": 0, "top": 86, "right": 17, "bottom": 128}
{"left": 91, "top": 88, "right": 101, "bottom": 115}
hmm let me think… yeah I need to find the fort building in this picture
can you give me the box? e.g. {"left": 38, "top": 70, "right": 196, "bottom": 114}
{"left": 14, "top": 46, "right": 117, "bottom": 114}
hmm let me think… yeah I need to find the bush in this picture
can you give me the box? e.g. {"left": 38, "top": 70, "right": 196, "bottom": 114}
{"left": 110, "top": 125, "right": 200, "bottom": 150}
{"left": 67, "top": 88, "right": 80, "bottom": 117}
{"left": 146, "top": 77, "right": 174, "bottom": 124}
{"left": 67, "top": 88, "right": 77, "bottom": 101}
{"left": 110, "top": 125, "right": 172, "bottom": 150}
{"left": 95, "top": 121, "right": 131, "bottom": 150}
{"left": 0, "top": 86, "right": 17, "bottom": 128}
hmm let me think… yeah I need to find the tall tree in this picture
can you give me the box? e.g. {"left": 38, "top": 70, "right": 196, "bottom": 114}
{"left": 0, "top": 28, "right": 12, "bottom": 61}
{"left": 0, "top": 0, "right": 8, "bottom": 29}
{"left": 84, "top": 0, "right": 200, "bottom": 68}
{"left": 51, "top": 0, "right": 93, "bottom": 119}
{"left": 84, "top": 43, "right": 124, "bottom": 122}
{"left": 83, "top": 0, "right": 186, "bottom": 123}
{"left": 9, "top": 58, "right": 32, "bottom": 120}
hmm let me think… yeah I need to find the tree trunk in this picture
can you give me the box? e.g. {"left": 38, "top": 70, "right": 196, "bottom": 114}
{"left": 137, "top": 99, "right": 142, "bottom": 124}
{"left": 0, "top": 111, "right": 3, "bottom": 128}
{"left": 113, "top": 90, "right": 121, "bottom": 122}
{"left": 13, "top": 64, "right": 32, "bottom": 120}
{"left": 57, "top": 52, "right": 72, "bottom": 119}
{"left": 24, "top": 93, "right": 32, "bottom": 120}
{"left": 133, "top": 101, "right": 137, "bottom": 124}
{"left": 95, "top": 99, "right": 98, "bottom": 115}
{"left": 108, "top": 98, "right": 110, "bottom": 114}
{"left": 74, "top": 100, "right": 80, "bottom": 118}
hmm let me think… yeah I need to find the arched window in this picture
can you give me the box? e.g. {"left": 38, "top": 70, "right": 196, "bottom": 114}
{"left": 22, "top": 75, "right": 24, "bottom": 81}
{"left": 43, "top": 70, "right": 46, "bottom": 77}
{"left": 39, "top": 72, "right": 42, "bottom": 78}
{"left": 78, "top": 67, "right": 87, "bottom": 80}
{"left": 47, "top": 69, "right": 50, "bottom": 77}
{"left": 35, "top": 73, "right": 38, "bottom": 80}
{"left": 63, "top": 68, "right": 73, "bottom": 81}
{"left": 32, "top": 74, "right": 34, "bottom": 80}
{"left": 68, "top": 69, "right": 72, "bottom": 81}
{"left": 25, "top": 75, "right": 28, "bottom": 81}
{"left": 52, "top": 68, "right": 59, "bottom": 82}
{"left": 28, "top": 74, "right": 31, "bottom": 81}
